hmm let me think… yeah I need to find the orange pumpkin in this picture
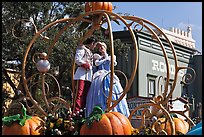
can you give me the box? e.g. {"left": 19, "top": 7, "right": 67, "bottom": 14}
{"left": 152, "top": 117, "right": 189, "bottom": 135}
{"left": 107, "top": 2, "right": 113, "bottom": 12}
{"left": 80, "top": 111, "right": 133, "bottom": 135}
{"left": 2, "top": 116, "right": 44, "bottom": 135}
{"left": 85, "top": 2, "right": 112, "bottom": 12}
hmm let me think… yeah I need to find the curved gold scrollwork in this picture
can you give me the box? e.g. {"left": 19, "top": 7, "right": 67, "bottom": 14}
{"left": 23, "top": 71, "right": 68, "bottom": 116}
{"left": 179, "top": 66, "right": 196, "bottom": 85}
{"left": 157, "top": 76, "right": 165, "bottom": 95}
{"left": 133, "top": 20, "right": 144, "bottom": 33}
{"left": 12, "top": 19, "right": 49, "bottom": 40}
{"left": 100, "top": 70, "right": 128, "bottom": 99}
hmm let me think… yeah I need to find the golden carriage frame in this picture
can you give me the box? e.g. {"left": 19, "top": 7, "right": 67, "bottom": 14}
{"left": 13, "top": 8, "right": 197, "bottom": 135}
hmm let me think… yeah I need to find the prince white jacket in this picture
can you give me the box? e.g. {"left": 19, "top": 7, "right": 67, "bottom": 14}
{"left": 74, "top": 45, "right": 93, "bottom": 82}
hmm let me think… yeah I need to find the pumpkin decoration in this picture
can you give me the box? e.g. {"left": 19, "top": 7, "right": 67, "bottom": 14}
{"left": 152, "top": 117, "right": 189, "bottom": 135}
{"left": 80, "top": 106, "right": 133, "bottom": 135}
{"left": 2, "top": 116, "right": 44, "bottom": 135}
{"left": 2, "top": 103, "right": 44, "bottom": 135}
{"left": 85, "top": 2, "right": 113, "bottom": 12}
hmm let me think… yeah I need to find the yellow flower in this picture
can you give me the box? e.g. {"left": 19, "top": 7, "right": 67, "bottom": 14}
{"left": 57, "top": 118, "right": 63, "bottom": 125}
{"left": 64, "top": 120, "right": 71, "bottom": 130}
{"left": 131, "top": 128, "right": 140, "bottom": 135}
{"left": 49, "top": 122, "right": 54, "bottom": 129}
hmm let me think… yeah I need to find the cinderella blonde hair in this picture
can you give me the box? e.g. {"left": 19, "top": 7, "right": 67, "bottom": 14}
{"left": 96, "top": 42, "right": 107, "bottom": 49}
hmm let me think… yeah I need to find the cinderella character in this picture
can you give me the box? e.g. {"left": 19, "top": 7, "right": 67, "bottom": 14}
{"left": 85, "top": 42, "right": 130, "bottom": 118}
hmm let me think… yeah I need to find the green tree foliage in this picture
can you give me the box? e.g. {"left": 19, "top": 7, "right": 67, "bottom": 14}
{"left": 2, "top": 2, "right": 130, "bottom": 101}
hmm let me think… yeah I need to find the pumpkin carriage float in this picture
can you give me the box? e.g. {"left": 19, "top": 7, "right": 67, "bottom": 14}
{"left": 2, "top": 2, "right": 198, "bottom": 135}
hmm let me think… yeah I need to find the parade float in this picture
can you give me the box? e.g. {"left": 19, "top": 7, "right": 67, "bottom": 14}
{"left": 2, "top": 2, "right": 199, "bottom": 135}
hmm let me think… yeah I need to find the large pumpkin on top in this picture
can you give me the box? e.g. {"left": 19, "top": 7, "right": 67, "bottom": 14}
{"left": 80, "top": 111, "right": 133, "bottom": 135}
{"left": 85, "top": 2, "right": 113, "bottom": 12}
{"left": 152, "top": 117, "right": 189, "bottom": 135}
{"left": 2, "top": 116, "right": 44, "bottom": 135}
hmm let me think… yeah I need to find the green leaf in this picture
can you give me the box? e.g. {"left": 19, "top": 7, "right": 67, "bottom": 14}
{"left": 2, "top": 114, "right": 21, "bottom": 126}
{"left": 2, "top": 103, "right": 32, "bottom": 126}
{"left": 85, "top": 106, "right": 105, "bottom": 128}
{"left": 22, "top": 104, "right": 27, "bottom": 117}
{"left": 18, "top": 104, "right": 32, "bottom": 126}
{"left": 19, "top": 117, "right": 27, "bottom": 126}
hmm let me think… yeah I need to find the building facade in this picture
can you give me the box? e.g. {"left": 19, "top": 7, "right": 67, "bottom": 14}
{"left": 113, "top": 27, "right": 202, "bottom": 123}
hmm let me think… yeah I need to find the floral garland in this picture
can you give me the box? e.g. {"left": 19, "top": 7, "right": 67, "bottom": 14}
{"left": 42, "top": 108, "right": 86, "bottom": 135}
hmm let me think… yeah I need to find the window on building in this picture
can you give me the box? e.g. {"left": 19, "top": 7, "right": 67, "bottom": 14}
{"left": 158, "top": 82, "right": 164, "bottom": 95}
{"left": 147, "top": 75, "right": 156, "bottom": 97}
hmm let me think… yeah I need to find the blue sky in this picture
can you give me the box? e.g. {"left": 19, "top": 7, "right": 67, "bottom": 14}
{"left": 110, "top": 2, "right": 202, "bottom": 53}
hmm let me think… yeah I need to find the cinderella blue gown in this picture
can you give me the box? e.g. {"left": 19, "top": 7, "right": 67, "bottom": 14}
{"left": 186, "top": 122, "right": 202, "bottom": 135}
{"left": 85, "top": 55, "right": 130, "bottom": 118}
